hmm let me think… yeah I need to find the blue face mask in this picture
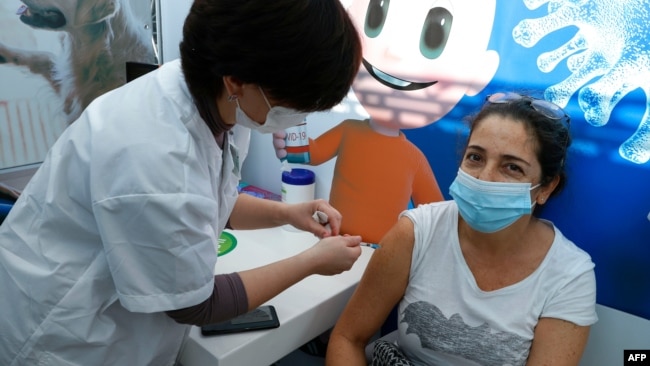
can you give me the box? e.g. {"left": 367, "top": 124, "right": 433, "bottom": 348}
{"left": 449, "top": 169, "right": 540, "bottom": 233}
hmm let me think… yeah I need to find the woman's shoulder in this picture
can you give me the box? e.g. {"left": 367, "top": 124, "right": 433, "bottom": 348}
{"left": 409, "top": 200, "right": 456, "bottom": 214}
{"left": 546, "top": 222, "right": 595, "bottom": 272}
{"left": 401, "top": 201, "right": 459, "bottom": 269}
{"left": 401, "top": 200, "right": 457, "bottom": 229}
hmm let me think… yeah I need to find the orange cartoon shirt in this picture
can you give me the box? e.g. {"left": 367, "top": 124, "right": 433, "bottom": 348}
{"left": 308, "top": 119, "right": 442, "bottom": 244}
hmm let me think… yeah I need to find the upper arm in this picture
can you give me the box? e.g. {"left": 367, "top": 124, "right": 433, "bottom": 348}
{"left": 228, "top": 193, "right": 286, "bottom": 229}
{"left": 527, "top": 317, "right": 590, "bottom": 366}
{"left": 330, "top": 216, "right": 415, "bottom": 346}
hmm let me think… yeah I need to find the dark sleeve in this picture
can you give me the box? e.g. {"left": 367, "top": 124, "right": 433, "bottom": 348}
{"left": 165, "top": 272, "right": 248, "bottom": 326}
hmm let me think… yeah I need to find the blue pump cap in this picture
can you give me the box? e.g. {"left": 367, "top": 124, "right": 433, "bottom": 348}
{"left": 282, "top": 168, "right": 315, "bottom": 186}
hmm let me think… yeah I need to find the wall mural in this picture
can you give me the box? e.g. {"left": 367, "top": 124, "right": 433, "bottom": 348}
{"left": 0, "top": 0, "right": 157, "bottom": 171}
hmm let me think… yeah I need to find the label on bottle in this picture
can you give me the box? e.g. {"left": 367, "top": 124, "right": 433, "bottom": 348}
{"left": 285, "top": 122, "right": 310, "bottom": 164}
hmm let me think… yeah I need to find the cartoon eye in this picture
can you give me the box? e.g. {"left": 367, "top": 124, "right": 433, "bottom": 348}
{"left": 365, "top": 0, "right": 390, "bottom": 38}
{"left": 419, "top": 7, "right": 453, "bottom": 59}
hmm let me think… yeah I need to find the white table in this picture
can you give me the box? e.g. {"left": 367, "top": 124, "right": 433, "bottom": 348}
{"left": 179, "top": 227, "right": 374, "bottom": 366}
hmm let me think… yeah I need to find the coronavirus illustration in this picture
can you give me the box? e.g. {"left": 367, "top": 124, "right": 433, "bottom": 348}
{"left": 513, "top": 0, "right": 650, "bottom": 164}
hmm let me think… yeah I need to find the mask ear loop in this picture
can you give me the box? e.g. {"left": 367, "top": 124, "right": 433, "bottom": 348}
{"left": 258, "top": 87, "right": 273, "bottom": 110}
{"left": 530, "top": 183, "right": 542, "bottom": 208}
{"left": 227, "top": 95, "right": 238, "bottom": 102}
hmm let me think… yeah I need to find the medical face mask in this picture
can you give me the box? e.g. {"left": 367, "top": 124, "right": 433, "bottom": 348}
{"left": 235, "top": 87, "right": 308, "bottom": 134}
{"left": 448, "top": 169, "right": 540, "bottom": 233}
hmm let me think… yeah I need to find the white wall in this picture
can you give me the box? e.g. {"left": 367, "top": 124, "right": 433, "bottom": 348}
{"left": 157, "top": 0, "right": 192, "bottom": 62}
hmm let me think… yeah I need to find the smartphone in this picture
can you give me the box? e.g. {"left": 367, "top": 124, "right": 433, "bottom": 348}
{"left": 201, "top": 305, "right": 280, "bottom": 336}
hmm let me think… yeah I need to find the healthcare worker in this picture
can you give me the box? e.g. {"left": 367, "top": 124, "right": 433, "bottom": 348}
{"left": 0, "top": 0, "right": 363, "bottom": 365}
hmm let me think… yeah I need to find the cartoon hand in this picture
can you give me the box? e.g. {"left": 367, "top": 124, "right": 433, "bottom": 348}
{"left": 272, "top": 130, "right": 288, "bottom": 160}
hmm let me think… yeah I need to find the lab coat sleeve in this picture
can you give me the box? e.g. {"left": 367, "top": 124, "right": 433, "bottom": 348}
{"left": 93, "top": 192, "right": 218, "bottom": 313}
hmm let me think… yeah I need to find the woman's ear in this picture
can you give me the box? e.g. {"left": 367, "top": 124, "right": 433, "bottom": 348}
{"left": 222, "top": 76, "right": 244, "bottom": 98}
{"left": 537, "top": 175, "right": 560, "bottom": 205}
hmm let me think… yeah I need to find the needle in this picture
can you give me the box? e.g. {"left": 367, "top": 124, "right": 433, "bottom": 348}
{"left": 360, "top": 242, "right": 381, "bottom": 249}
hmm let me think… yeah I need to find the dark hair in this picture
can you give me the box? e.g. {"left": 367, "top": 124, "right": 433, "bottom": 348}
{"left": 179, "top": 0, "right": 362, "bottom": 112}
{"left": 465, "top": 95, "right": 572, "bottom": 198}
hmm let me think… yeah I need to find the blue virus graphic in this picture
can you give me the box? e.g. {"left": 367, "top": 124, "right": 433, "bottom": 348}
{"left": 513, "top": 0, "right": 650, "bottom": 164}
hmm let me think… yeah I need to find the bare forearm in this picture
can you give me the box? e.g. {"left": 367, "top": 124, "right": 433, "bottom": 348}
{"left": 228, "top": 193, "right": 288, "bottom": 229}
{"left": 237, "top": 251, "right": 316, "bottom": 310}
{"left": 326, "top": 334, "right": 368, "bottom": 366}
{"left": 236, "top": 234, "right": 362, "bottom": 310}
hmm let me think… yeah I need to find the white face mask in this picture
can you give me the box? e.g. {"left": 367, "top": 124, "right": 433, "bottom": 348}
{"left": 235, "top": 87, "right": 308, "bottom": 134}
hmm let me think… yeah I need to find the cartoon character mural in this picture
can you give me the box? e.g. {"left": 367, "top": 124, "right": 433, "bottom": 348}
{"left": 404, "top": 0, "right": 650, "bottom": 320}
{"left": 273, "top": 0, "right": 499, "bottom": 244}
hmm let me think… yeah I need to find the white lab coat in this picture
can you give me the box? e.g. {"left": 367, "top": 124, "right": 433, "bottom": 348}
{"left": 0, "top": 60, "right": 250, "bottom": 365}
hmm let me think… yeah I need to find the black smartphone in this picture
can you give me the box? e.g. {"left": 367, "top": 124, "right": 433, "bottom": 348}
{"left": 200, "top": 305, "right": 280, "bottom": 336}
